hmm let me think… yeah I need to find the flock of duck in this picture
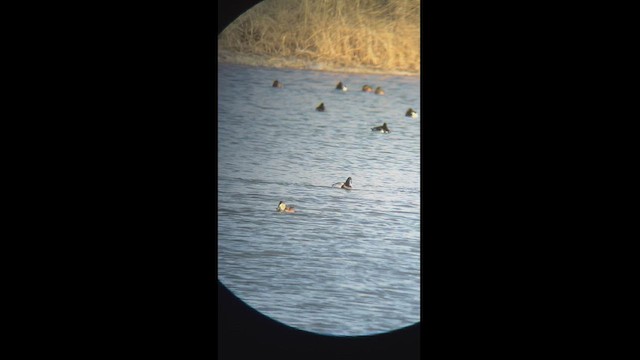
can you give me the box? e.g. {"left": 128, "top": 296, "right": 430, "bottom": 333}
{"left": 271, "top": 79, "right": 418, "bottom": 214}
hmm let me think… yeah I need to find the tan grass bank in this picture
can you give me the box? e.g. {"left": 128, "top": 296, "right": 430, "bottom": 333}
{"left": 218, "top": 0, "right": 420, "bottom": 76}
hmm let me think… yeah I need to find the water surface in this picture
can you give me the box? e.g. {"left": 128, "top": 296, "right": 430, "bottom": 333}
{"left": 218, "top": 63, "right": 420, "bottom": 336}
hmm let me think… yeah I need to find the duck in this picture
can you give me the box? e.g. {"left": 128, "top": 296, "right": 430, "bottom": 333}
{"left": 371, "top": 122, "right": 390, "bottom": 133}
{"left": 332, "top": 177, "right": 353, "bottom": 190}
{"left": 336, "top": 81, "right": 347, "bottom": 91}
{"left": 277, "top": 201, "right": 296, "bottom": 213}
{"left": 374, "top": 87, "right": 385, "bottom": 95}
{"left": 406, "top": 108, "right": 418, "bottom": 118}
{"left": 362, "top": 85, "right": 373, "bottom": 92}
{"left": 316, "top": 102, "right": 325, "bottom": 112}
{"left": 272, "top": 80, "right": 284, "bottom": 88}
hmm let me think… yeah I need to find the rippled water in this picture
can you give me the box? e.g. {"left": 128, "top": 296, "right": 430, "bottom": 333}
{"left": 218, "top": 63, "right": 420, "bottom": 336}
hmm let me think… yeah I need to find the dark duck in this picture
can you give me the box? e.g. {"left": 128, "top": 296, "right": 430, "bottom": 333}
{"left": 371, "top": 122, "right": 390, "bottom": 133}
{"left": 405, "top": 108, "right": 417, "bottom": 118}
{"left": 332, "top": 177, "right": 353, "bottom": 190}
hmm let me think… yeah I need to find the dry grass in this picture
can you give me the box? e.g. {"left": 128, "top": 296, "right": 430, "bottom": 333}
{"left": 218, "top": 0, "right": 420, "bottom": 74}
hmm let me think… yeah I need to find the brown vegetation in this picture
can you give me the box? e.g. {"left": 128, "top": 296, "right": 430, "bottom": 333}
{"left": 218, "top": 0, "right": 420, "bottom": 75}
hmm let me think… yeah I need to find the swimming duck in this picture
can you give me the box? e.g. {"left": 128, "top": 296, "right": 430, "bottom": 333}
{"left": 316, "top": 102, "right": 325, "bottom": 112}
{"left": 336, "top": 82, "right": 347, "bottom": 91}
{"left": 277, "top": 201, "right": 295, "bottom": 213}
{"left": 332, "top": 177, "right": 353, "bottom": 190}
{"left": 371, "top": 122, "right": 390, "bottom": 133}
{"left": 374, "top": 87, "right": 385, "bottom": 95}
{"left": 272, "top": 80, "right": 283, "bottom": 88}
{"left": 362, "top": 85, "right": 373, "bottom": 92}
{"left": 406, "top": 108, "right": 418, "bottom": 118}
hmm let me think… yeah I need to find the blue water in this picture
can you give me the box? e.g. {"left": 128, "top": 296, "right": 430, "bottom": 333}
{"left": 218, "top": 63, "right": 420, "bottom": 336}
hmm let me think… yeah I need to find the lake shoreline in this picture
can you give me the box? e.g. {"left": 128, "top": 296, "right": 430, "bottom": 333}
{"left": 218, "top": 50, "right": 420, "bottom": 77}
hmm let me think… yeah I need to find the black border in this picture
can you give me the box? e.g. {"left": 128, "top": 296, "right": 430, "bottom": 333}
{"left": 45, "top": 0, "right": 587, "bottom": 356}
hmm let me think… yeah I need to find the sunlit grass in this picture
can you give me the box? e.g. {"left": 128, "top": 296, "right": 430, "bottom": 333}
{"left": 218, "top": 0, "right": 420, "bottom": 74}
